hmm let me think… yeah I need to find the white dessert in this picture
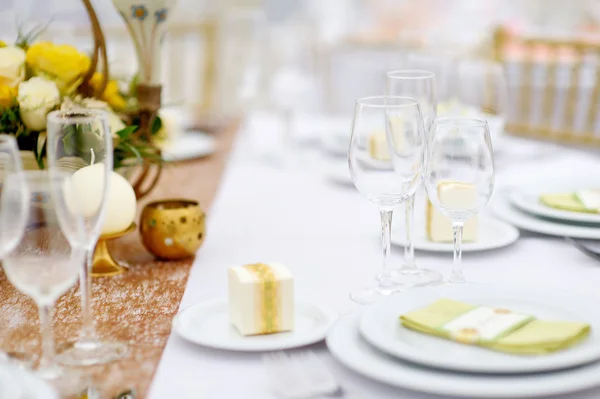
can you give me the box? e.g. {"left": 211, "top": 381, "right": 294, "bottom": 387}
{"left": 368, "top": 119, "right": 406, "bottom": 161}
{"left": 228, "top": 262, "right": 294, "bottom": 336}
{"left": 369, "top": 130, "right": 390, "bottom": 161}
{"left": 427, "top": 182, "right": 478, "bottom": 242}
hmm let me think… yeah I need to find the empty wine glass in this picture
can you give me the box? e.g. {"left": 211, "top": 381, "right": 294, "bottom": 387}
{"left": 348, "top": 96, "right": 426, "bottom": 303}
{"left": 0, "top": 135, "right": 26, "bottom": 257}
{"left": 424, "top": 118, "right": 495, "bottom": 283}
{"left": 386, "top": 70, "right": 442, "bottom": 287}
{"left": 0, "top": 170, "right": 84, "bottom": 393}
{"left": 46, "top": 109, "right": 128, "bottom": 365}
{"left": 0, "top": 135, "right": 31, "bottom": 367}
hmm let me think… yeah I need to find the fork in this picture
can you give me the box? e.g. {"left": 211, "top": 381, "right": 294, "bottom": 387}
{"left": 263, "top": 351, "right": 344, "bottom": 398}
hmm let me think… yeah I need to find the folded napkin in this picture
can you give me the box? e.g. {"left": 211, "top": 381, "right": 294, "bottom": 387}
{"left": 540, "top": 192, "right": 599, "bottom": 214}
{"left": 400, "top": 299, "right": 590, "bottom": 355}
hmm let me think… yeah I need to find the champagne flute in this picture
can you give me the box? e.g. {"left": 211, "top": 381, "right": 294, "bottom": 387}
{"left": 386, "top": 70, "right": 442, "bottom": 286}
{"left": 46, "top": 109, "right": 128, "bottom": 365}
{"left": 424, "top": 118, "right": 495, "bottom": 283}
{"left": 0, "top": 170, "right": 84, "bottom": 393}
{"left": 348, "top": 96, "right": 425, "bottom": 303}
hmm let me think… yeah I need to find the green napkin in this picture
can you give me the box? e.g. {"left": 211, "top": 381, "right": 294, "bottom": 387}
{"left": 540, "top": 193, "right": 597, "bottom": 214}
{"left": 400, "top": 299, "right": 591, "bottom": 355}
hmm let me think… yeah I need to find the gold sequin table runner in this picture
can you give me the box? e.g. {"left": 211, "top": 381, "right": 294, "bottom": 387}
{"left": 0, "top": 119, "right": 240, "bottom": 398}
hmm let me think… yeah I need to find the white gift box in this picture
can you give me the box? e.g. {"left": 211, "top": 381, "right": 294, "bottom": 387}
{"left": 228, "top": 263, "right": 294, "bottom": 336}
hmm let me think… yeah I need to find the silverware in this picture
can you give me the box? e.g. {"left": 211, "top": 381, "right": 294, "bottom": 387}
{"left": 566, "top": 237, "right": 600, "bottom": 261}
{"left": 263, "top": 351, "right": 344, "bottom": 398}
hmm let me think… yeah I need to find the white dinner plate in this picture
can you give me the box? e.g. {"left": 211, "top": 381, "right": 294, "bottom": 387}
{"left": 359, "top": 283, "right": 600, "bottom": 374}
{"left": 509, "top": 188, "right": 600, "bottom": 224}
{"left": 173, "top": 298, "right": 337, "bottom": 352}
{"left": 328, "top": 312, "right": 600, "bottom": 398}
{"left": 0, "top": 363, "right": 58, "bottom": 399}
{"left": 161, "top": 132, "right": 217, "bottom": 162}
{"left": 391, "top": 217, "right": 519, "bottom": 252}
{"left": 492, "top": 194, "right": 600, "bottom": 239}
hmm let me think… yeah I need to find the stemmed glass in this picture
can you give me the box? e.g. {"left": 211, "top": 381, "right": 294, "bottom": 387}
{"left": 46, "top": 109, "right": 128, "bottom": 365}
{"left": 348, "top": 96, "right": 426, "bottom": 303}
{"left": 386, "top": 70, "right": 442, "bottom": 286}
{"left": 424, "top": 118, "right": 495, "bottom": 283}
{"left": 0, "top": 135, "right": 31, "bottom": 366}
{"left": 0, "top": 170, "right": 84, "bottom": 392}
{"left": 0, "top": 135, "right": 26, "bottom": 257}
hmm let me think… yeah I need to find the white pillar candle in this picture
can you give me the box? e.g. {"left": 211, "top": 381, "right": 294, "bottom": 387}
{"left": 69, "top": 163, "right": 137, "bottom": 235}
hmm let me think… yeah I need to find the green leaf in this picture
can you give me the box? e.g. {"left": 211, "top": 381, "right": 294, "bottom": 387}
{"left": 123, "top": 142, "right": 142, "bottom": 162}
{"left": 116, "top": 125, "right": 137, "bottom": 140}
{"left": 62, "top": 128, "right": 76, "bottom": 156}
{"left": 151, "top": 116, "right": 162, "bottom": 135}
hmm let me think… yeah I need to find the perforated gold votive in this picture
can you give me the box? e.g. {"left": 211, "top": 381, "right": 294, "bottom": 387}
{"left": 140, "top": 199, "right": 206, "bottom": 260}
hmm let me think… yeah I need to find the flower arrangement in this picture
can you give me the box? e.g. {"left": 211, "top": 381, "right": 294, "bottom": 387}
{"left": 0, "top": 31, "right": 162, "bottom": 171}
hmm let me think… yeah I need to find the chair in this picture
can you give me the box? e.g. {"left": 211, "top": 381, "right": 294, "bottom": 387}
{"left": 493, "top": 26, "right": 600, "bottom": 146}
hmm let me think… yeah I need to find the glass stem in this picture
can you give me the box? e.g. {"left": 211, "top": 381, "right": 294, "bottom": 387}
{"left": 450, "top": 222, "right": 466, "bottom": 283}
{"left": 378, "top": 208, "right": 395, "bottom": 289}
{"left": 79, "top": 247, "right": 97, "bottom": 342}
{"left": 37, "top": 302, "right": 56, "bottom": 371}
{"left": 402, "top": 194, "right": 418, "bottom": 270}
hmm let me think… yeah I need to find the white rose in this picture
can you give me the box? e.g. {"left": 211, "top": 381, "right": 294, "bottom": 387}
{"left": 18, "top": 77, "right": 60, "bottom": 131}
{"left": 107, "top": 111, "right": 126, "bottom": 134}
{"left": 0, "top": 46, "right": 26, "bottom": 87}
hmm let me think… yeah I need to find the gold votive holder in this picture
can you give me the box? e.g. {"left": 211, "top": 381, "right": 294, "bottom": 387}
{"left": 140, "top": 199, "right": 206, "bottom": 260}
{"left": 92, "top": 223, "right": 137, "bottom": 277}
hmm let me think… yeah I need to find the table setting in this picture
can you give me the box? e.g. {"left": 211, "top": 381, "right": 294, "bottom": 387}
{"left": 1, "top": 2, "right": 600, "bottom": 399}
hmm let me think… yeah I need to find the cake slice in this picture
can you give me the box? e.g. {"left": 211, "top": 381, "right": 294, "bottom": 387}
{"left": 426, "top": 182, "right": 478, "bottom": 242}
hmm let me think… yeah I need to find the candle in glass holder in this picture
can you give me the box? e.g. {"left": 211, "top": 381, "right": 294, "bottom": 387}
{"left": 69, "top": 163, "right": 137, "bottom": 235}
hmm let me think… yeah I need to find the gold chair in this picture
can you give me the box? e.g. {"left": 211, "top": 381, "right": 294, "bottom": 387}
{"left": 493, "top": 26, "right": 600, "bottom": 146}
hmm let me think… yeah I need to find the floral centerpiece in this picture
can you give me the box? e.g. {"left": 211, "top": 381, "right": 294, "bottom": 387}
{"left": 0, "top": 32, "right": 162, "bottom": 173}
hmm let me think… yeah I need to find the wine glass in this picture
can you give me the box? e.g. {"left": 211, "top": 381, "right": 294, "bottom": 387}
{"left": 424, "top": 118, "right": 495, "bottom": 283}
{"left": 348, "top": 96, "right": 426, "bottom": 303}
{"left": 46, "top": 109, "right": 128, "bottom": 365}
{"left": 0, "top": 135, "right": 32, "bottom": 367}
{"left": 0, "top": 170, "right": 84, "bottom": 393}
{"left": 0, "top": 135, "right": 26, "bottom": 256}
{"left": 265, "top": 20, "right": 317, "bottom": 166}
{"left": 386, "top": 70, "right": 442, "bottom": 287}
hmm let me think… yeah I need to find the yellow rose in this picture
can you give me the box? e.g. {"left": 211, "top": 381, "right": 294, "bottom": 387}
{"left": 0, "top": 46, "right": 26, "bottom": 87}
{"left": 0, "top": 84, "right": 16, "bottom": 107}
{"left": 90, "top": 72, "right": 127, "bottom": 111}
{"left": 26, "top": 42, "right": 90, "bottom": 95}
{"left": 0, "top": 41, "right": 6, "bottom": 48}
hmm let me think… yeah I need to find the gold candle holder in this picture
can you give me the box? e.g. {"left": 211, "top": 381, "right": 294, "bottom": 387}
{"left": 140, "top": 199, "right": 206, "bottom": 260}
{"left": 92, "top": 223, "right": 137, "bottom": 277}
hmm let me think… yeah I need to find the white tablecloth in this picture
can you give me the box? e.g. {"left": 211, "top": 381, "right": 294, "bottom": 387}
{"left": 149, "top": 114, "right": 600, "bottom": 399}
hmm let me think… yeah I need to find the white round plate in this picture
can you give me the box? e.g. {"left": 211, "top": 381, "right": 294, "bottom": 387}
{"left": 328, "top": 312, "right": 600, "bottom": 398}
{"left": 509, "top": 189, "right": 600, "bottom": 224}
{"left": 359, "top": 283, "right": 600, "bottom": 374}
{"left": 392, "top": 217, "right": 519, "bottom": 252}
{"left": 0, "top": 363, "right": 58, "bottom": 399}
{"left": 173, "top": 298, "right": 337, "bottom": 352}
{"left": 492, "top": 194, "right": 600, "bottom": 239}
{"left": 161, "top": 132, "right": 216, "bottom": 162}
